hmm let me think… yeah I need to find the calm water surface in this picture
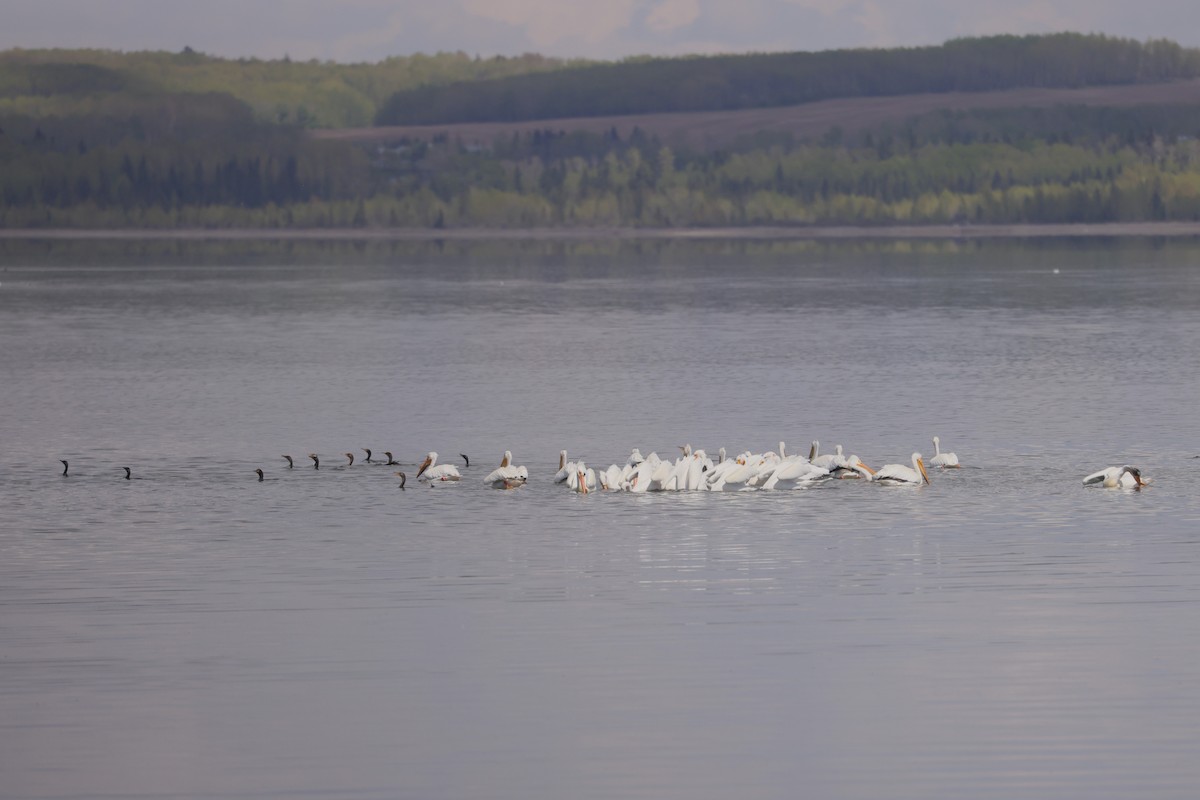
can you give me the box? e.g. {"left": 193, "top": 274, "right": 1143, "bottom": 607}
{"left": 2, "top": 238, "right": 1200, "bottom": 799}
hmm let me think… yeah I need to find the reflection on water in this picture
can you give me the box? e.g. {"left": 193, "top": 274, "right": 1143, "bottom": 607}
{"left": 2, "top": 238, "right": 1200, "bottom": 800}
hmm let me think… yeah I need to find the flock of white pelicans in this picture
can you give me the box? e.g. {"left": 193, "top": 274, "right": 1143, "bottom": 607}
{"left": 408, "top": 436, "right": 1149, "bottom": 492}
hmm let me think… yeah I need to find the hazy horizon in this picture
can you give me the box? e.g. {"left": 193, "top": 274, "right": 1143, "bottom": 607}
{"left": 2, "top": 0, "right": 1198, "bottom": 63}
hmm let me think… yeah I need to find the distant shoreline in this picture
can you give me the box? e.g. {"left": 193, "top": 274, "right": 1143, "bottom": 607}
{"left": 4, "top": 223, "right": 1200, "bottom": 242}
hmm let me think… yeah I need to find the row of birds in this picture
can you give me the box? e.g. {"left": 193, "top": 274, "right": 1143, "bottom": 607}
{"left": 57, "top": 437, "right": 1149, "bottom": 491}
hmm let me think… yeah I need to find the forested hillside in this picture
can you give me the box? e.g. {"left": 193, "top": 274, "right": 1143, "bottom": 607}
{"left": 376, "top": 34, "right": 1200, "bottom": 125}
{"left": 6, "top": 34, "right": 1200, "bottom": 230}
{"left": 0, "top": 48, "right": 577, "bottom": 128}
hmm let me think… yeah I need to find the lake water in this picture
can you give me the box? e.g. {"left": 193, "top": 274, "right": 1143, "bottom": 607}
{"left": 2, "top": 236, "right": 1200, "bottom": 800}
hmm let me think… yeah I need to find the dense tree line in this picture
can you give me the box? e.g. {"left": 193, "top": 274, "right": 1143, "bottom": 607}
{"left": 8, "top": 117, "right": 1200, "bottom": 229}
{"left": 8, "top": 35, "right": 1200, "bottom": 229}
{"left": 0, "top": 48, "right": 580, "bottom": 128}
{"left": 376, "top": 34, "right": 1200, "bottom": 125}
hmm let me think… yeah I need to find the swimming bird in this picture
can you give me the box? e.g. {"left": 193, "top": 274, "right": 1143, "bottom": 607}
{"left": 573, "top": 463, "right": 593, "bottom": 494}
{"left": 416, "top": 452, "right": 461, "bottom": 482}
{"left": 385, "top": 452, "right": 398, "bottom": 466}
{"left": 345, "top": 452, "right": 355, "bottom": 467}
{"left": 309, "top": 453, "right": 320, "bottom": 469}
{"left": 1083, "top": 465, "right": 1147, "bottom": 489}
{"left": 484, "top": 450, "right": 527, "bottom": 489}
{"left": 871, "top": 453, "right": 930, "bottom": 485}
{"left": 460, "top": 453, "right": 470, "bottom": 468}
{"left": 810, "top": 441, "right": 848, "bottom": 471}
{"left": 122, "top": 467, "right": 131, "bottom": 480}
{"left": 60, "top": 459, "right": 69, "bottom": 476}
{"left": 255, "top": 468, "right": 264, "bottom": 482}
{"left": 363, "top": 448, "right": 373, "bottom": 463}
{"left": 831, "top": 456, "right": 875, "bottom": 479}
{"left": 395, "top": 471, "right": 407, "bottom": 490}
{"left": 554, "top": 450, "right": 571, "bottom": 483}
{"left": 760, "top": 457, "right": 829, "bottom": 490}
{"left": 929, "top": 436, "right": 961, "bottom": 468}
{"left": 282, "top": 455, "right": 294, "bottom": 469}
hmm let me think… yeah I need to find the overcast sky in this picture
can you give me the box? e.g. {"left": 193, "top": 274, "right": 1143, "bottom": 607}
{"left": 2, "top": 0, "right": 1197, "bottom": 62}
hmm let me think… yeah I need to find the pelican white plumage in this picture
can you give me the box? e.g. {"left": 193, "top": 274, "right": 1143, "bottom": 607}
{"left": 761, "top": 457, "right": 829, "bottom": 489}
{"left": 707, "top": 455, "right": 759, "bottom": 491}
{"left": 569, "top": 462, "right": 595, "bottom": 493}
{"left": 1083, "top": 465, "right": 1147, "bottom": 489}
{"left": 598, "top": 464, "right": 624, "bottom": 491}
{"left": 554, "top": 450, "right": 572, "bottom": 483}
{"left": 830, "top": 456, "right": 875, "bottom": 479}
{"left": 484, "top": 450, "right": 527, "bottom": 489}
{"left": 929, "top": 436, "right": 961, "bottom": 468}
{"left": 416, "top": 451, "right": 461, "bottom": 482}
{"left": 620, "top": 458, "right": 650, "bottom": 492}
{"left": 871, "top": 453, "right": 930, "bottom": 485}
{"left": 810, "top": 441, "right": 847, "bottom": 471}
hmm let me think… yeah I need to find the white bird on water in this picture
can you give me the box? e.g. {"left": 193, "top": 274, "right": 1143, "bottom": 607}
{"left": 484, "top": 450, "right": 527, "bottom": 489}
{"left": 871, "top": 453, "right": 931, "bottom": 485}
{"left": 1083, "top": 465, "right": 1147, "bottom": 490}
{"left": 929, "top": 436, "right": 960, "bottom": 468}
{"left": 416, "top": 451, "right": 461, "bottom": 482}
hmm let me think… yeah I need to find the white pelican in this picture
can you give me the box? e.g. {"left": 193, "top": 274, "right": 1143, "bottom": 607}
{"left": 484, "top": 451, "right": 527, "bottom": 489}
{"left": 929, "top": 436, "right": 960, "bottom": 468}
{"left": 707, "top": 455, "right": 759, "bottom": 491}
{"left": 554, "top": 450, "right": 572, "bottom": 483}
{"left": 810, "top": 441, "right": 847, "bottom": 471}
{"left": 760, "top": 458, "right": 829, "bottom": 490}
{"left": 1083, "top": 465, "right": 1147, "bottom": 490}
{"left": 598, "top": 464, "right": 625, "bottom": 491}
{"left": 871, "top": 453, "right": 930, "bottom": 485}
{"left": 416, "top": 451, "right": 461, "bottom": 482}
{"left": 569, "top": 462, "right": 595, "bottom": 494}
{"left": 831, "top": 456, "right": 875, "bottom": 479}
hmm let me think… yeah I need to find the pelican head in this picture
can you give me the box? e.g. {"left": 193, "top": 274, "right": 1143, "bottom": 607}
{"left": 282, "top": 455, "right": 294, "bottom": 469}
{"left": 501, "top": 450, "right": 512, "bottom": 468}
{"left": 255, "top": 468, "right": 264, "bottom": 482}
{"left": 309, "top": 453, "right": 319, "bottom": 469}
{"left": 913, "top": 453, "right": 930, "bottom": 485}
{"left": 559, "top": 450, "right": 567, "bottom": 469}
{"left": 718, "top": 447, "right": 726, "bottom": 464}
{"left": 416, "top": 452, "right": 436, "bottom": 479}
{"left": 679, "top": 444, "right": 692, "bottom": 457}
{"left": 809, "top": 441, "right": 819, "bottom": 461}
